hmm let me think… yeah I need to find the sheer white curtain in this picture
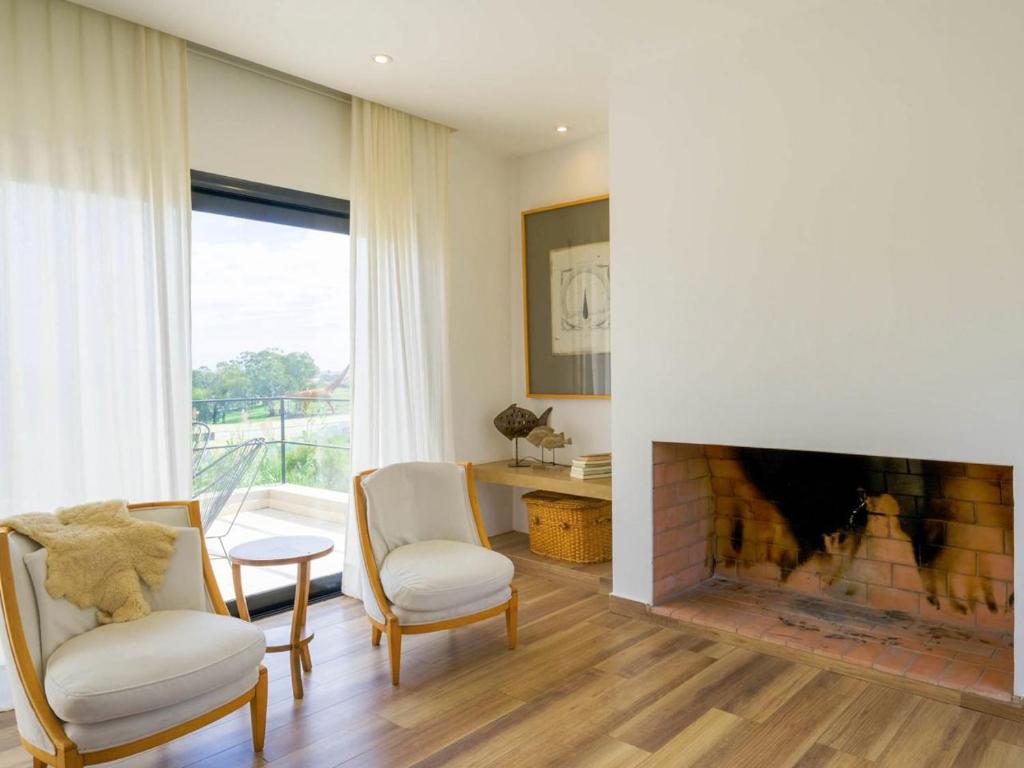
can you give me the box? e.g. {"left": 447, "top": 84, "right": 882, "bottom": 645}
{"left": 341, "top": 98, "right": 454, "bottom": 598}
{"left": 0, "top": 0, "right": 192, "bottom": 515}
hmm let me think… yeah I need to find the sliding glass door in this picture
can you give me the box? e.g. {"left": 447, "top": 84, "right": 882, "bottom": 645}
{"left": 190, "top": 171, "right": 350, "bottom": 616}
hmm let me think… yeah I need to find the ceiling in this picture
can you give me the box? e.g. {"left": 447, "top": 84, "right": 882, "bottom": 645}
{"left": 73, "top": 0, "right": 812, "bottom": 156}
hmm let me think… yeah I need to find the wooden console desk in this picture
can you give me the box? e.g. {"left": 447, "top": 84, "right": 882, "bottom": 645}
{"left": 472, "top": 460, "right": 612, "bottom": 500}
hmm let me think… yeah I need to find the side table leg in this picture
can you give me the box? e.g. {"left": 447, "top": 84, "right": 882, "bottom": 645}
{"left": 232, "top": 563, "right": 251, "bottom": 622}
{"left": 297, "top": 561, "right": 313, "bottom": 671}
{"left": 289, "top": 561, "right": 312, "bottom": 698}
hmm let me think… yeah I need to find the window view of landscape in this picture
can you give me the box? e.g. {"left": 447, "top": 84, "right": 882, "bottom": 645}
{"left": 191, "top": 209, "right": 349, "bottom": 595}
{"left": 192, "top": 348, "right": 350, "bottom": 492}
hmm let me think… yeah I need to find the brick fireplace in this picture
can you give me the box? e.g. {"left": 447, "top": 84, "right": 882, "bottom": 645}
{"left": 651, "top": 442, "right": 1015, "bottom": 701}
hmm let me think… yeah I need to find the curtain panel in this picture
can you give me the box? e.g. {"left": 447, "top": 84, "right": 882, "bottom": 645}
{"left": 342, "top": 98, "right": 454, "bottom": 598}
{"left": 0, "top": 0, "right": 192, "bottom": 515}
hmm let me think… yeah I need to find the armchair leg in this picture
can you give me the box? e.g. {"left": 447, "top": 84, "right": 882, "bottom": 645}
{"left": 250, "top": 666, "right": 268, "bottom": 752}
{"left": 386, "top": 618, "right": 402, "bottom": 686}
{"left": 371, "top": 624, "right": 382, "bottom": 647}
{"left": 506, "top": 588, "right": 519, "bottom": 650}
{"left": 56, "top": 751, "right": 82, "bottom": 768}
{"left": 33, "top": 759, "right": 46, "bottom": 768}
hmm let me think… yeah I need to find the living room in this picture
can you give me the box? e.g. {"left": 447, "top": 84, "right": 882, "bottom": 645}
{"left": 1, "top": 1, "right": 1022, "bottom": 766}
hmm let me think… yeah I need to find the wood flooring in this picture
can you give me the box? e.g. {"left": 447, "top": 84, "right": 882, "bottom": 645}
{"left": 0, "top": 573, "right": 1020, "bottom": 767}
{"left": 491, "top": 531, "right": 612, "bottom": 594}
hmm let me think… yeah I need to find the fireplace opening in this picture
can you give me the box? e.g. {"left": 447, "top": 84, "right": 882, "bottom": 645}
{"left": 651, "top": 442, "right": 1014, "bottom": 702}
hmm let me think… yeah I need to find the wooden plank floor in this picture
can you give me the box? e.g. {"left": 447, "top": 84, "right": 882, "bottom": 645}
{"left": 1, "top": 573, "right": 1021, "bottom": 767}
{"left": 491, "top": 531, "right": 612, "bottom": 594}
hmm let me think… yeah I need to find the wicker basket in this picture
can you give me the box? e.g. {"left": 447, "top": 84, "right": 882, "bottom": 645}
{"left": 523, "top": 491, "right": 612, "bottom": 564}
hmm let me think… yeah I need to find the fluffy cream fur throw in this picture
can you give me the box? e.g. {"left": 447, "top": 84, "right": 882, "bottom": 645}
{"left": 5, "top": 499, "right": 178, "bottom": 623}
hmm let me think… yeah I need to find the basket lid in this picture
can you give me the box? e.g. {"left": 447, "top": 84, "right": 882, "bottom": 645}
{"left": 522, "top": 490, "right": 609, "bottom": 509}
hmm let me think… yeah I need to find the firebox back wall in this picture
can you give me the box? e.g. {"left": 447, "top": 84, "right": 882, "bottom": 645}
{"left": 652, "top": 442, "right": 1014, "bottom": 632}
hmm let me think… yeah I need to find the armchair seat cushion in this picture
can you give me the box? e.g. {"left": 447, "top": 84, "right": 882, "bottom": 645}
{"left": 391, "top": 588, "right": 512, "bottom": 626}
{"left": 44, "top": 609, "right": 265, "bottom": 724}
{"left": 379, "top": 539, "right": 514, "bottom": 613}
{"left": 64, "top": 671, "right": 259, "bottom": 752}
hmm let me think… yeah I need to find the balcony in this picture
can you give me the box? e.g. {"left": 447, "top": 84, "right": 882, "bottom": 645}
{"left": 193, "top": 396, "right": 349, "bottom": 598}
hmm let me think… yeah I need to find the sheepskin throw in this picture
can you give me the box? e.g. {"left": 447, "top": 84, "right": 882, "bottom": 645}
{"left": 4, "top": 500, "right": 178, "bottom": 623}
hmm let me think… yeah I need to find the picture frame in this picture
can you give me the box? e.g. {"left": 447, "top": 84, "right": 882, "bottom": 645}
{"left": 521, "top": 194, "right": 610, "bottom": 398}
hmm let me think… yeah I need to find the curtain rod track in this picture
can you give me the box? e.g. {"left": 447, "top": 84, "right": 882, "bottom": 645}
{"left": 187, "top": 43, "right": 352, "bottom": 106}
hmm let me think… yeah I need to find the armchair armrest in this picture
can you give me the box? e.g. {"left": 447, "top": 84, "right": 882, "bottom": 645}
{"left": 0, "top": 526, "right": 75, "bottom": 753}
{"left": 353, "top": 472, "right": 398, "bottom": 625}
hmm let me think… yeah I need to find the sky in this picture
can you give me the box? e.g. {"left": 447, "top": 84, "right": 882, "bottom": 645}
{"left": 191, "top": 211, "right": 350, "bottom": 372}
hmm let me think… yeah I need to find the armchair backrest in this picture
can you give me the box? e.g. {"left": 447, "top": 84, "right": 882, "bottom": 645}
{"left": 114, "top": 500, "right": 228, "bottom": 614}
{"left": 0, "top": 499, "right": 225, "bottom": 754}
{"left": 357, "top": 462, "right": 488, "bottom": 571}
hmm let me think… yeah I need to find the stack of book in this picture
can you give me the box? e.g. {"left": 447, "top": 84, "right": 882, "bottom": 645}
{"left": 570, "top": 453, "right": 612, "bottom": 480}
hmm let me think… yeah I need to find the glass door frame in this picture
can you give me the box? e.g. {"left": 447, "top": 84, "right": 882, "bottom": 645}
{"left": 191, "top": 169, "right": 350, "bottom": 619}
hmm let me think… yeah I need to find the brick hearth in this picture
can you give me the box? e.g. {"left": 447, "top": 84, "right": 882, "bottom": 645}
{"left": 652, "top": 578, "right": 1013, "bottom": 700}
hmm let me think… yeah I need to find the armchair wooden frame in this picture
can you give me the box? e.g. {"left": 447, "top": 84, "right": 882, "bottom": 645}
{"left": 0, "top": 500, "right": 268, "bottom": 768}
{"left": 353, "top": 462, "right": 518, "bottom": 686}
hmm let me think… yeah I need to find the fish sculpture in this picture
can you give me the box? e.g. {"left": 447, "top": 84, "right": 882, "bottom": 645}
{"left": 493, "top": 404, "right": 553, "bottom": 440}
{"left": 539, "top": 432, "right": 572, "bottom": 451}
{"left": 525, "top": 425, "right": 555, "bottom": 447}
{"left": 494, "top": 404, "right": 553, "bottom": 466}
{"left": 526, "top": 425, "right": 573, "bottom": 467}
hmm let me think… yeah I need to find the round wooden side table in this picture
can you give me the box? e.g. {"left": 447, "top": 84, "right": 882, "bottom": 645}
{"left": 228, "top": 535, "right": 334, "bottom": 699}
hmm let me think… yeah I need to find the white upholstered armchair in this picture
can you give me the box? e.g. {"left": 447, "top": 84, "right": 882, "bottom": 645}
{"left": 0, "top": 500, "right": 268, "bottom": 768}
{"left": 353, "top": 462, "right": 518, "bottom": 685}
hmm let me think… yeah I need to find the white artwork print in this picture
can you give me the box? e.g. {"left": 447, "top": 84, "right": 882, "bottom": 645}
{"left": 549, "top": 241, "right": 610, "bottom": 356}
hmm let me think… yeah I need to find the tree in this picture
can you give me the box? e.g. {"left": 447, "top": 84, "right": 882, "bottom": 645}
{"left": 191, "top": 348, "right": 319, "bottom": 418}
{"left": 191, "top": 366, "right": 217, "bottom": 401}
{"left": 214, "top": 359, "right": 250, "bottom": 398}
{"left": 236, "top": 349, "right": 317, "bottom": 401}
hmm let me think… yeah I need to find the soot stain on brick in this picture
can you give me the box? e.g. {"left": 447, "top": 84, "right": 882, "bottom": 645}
{"left": 730, "top": 518, "right": 744, "bottom": 555}
{"left": 732, "top": 450, "right": 1011, "bottom": 615}
{"left": 737, "top": 447, "right": 871, "bottom": 568}
{"left": 892, "top": 471, "right": 950, "bottom": 571}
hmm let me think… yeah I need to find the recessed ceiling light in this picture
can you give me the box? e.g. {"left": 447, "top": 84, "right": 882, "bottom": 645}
{"left": 555, "top": 124, "right": 569, "bottom": 133}
{"left": 372, "top": 53, "right": 393, "bottom": 65}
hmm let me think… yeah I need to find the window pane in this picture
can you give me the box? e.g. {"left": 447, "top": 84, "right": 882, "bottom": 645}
{"left": 191, "top": 210, "right": 349, "bottom": 599}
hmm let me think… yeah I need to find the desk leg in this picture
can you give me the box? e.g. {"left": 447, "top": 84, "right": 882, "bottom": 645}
{"left": 231, "top": 563, "right": 250, "bottom": 622}
{"left": 290, "top": 561, "right": 312, "bottom": 698}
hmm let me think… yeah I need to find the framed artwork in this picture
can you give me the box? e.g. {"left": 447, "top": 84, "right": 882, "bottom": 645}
{"left": 521, "top": 195, "right": 610, "bottom": 398}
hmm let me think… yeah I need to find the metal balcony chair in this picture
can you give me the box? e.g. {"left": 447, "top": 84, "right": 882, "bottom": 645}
{"left": 191, "top": 421, "right": 212, "bottom": 473}
{"left": 193, "top": 438, "right": 267, "bottom": 558}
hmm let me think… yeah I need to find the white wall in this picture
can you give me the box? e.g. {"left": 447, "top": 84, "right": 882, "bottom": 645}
{"left": 509, "top": 133, "right": 611, "bottom": 530}
{"left": 608, "top": 1, "right": 1024, "bottom": 692}
{"left": 188, "top": 50, "right": 351, "bottom": 198}
{"left": 448, "top": 133, "right": 516, "bottom": 533}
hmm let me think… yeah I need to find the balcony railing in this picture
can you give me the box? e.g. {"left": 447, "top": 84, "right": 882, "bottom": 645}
{"left": 192, "top": 396, "right": 350, "bottom": 493}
